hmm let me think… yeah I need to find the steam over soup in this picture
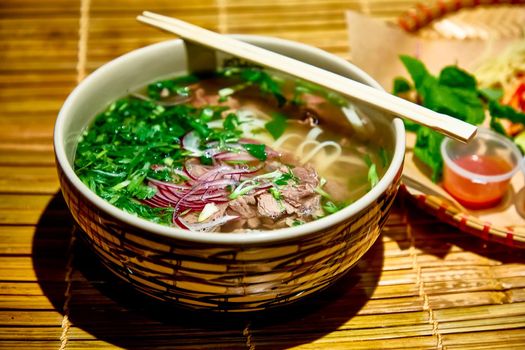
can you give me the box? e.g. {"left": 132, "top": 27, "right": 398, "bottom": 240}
{"left": 74, "top": 64, "right": 389, "bottom": 232}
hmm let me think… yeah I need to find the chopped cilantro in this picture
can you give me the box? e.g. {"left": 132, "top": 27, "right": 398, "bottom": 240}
{"left": 269, "top": 187, "right": 281, "bottom": 200}
{"left": 322, "top": 201, "right": 345, "bottom": 214}
{"left": 274, "top": 169, "right": 298, "bottom": 186}
{"left": 218, "top": 65, "right": 286, "bottom": 106}
{"left": 242, "top": 143, "right": 267, "bottom": 161}
{"left": 199, "top": 154, "right": 213, "bottom": 165}
{"left": 265, "top": 112, "right": 288, "bottom": 140}
{"left": 223, "top": 113, "right": 240, "bottom": 131}
{"left": 292, "top": 219, "right": 304, "bottom": 226}
{"left": 147, "top": 75, "right": 199, "bottom": 100}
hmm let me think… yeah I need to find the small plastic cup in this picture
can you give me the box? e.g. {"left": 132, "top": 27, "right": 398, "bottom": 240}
{"left": 441, "top": 128, "right": 522, "bottom": 209}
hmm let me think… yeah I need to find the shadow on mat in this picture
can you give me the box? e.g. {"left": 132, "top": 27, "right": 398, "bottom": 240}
{"left": 33, "top": 192, "right": 384, "bottom": 349}
{"left": 385, "top": 192, "right": 525, "bottom": 262}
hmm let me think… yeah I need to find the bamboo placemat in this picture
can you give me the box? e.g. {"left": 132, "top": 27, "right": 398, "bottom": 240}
{"left": 1, "top": 1, "right": 525, "bottom": 349}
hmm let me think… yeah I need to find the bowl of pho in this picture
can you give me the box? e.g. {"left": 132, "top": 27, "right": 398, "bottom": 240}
{"left": 54, "top": 35, "right": 405, "bottom": 312}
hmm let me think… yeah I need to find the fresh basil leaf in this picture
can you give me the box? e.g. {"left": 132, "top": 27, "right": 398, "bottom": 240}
{"left": 392, "top": 76, "right": 412, "bottom": 95}
{"left": 399, "top": 55, "right": 431, "bottom": 89}
{"left": 242, "top": 143, "right": 267, "bottom": 161}
{"left": 413, "top": 127, "right": 444, "bottom": 182}
{"left": 489, "top": 117, "right": 508, "bottom": 137}
{"left": 422, "top": 84, "right": 485, "bottom": 125}
{"left": 489, "top": 100, "right": 525, "bottom": 125}
{"left": 403, "top": 119, "right": 421, "bottom": 132}
{"left": 438, "top": 66, "right": 477, "bottom": 90}
{"left": 479, "top": 87, "right": 504, "bottom": 102}
{"left": 513, "top": 130, "right": 525, "bottom": 153}
{"left": 265, "top": 112, "right": 288, "bottom": 140}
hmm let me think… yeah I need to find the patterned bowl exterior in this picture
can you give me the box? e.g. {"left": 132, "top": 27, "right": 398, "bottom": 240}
{"left": 58, "top": 163, "right": 402, "bottom": 312}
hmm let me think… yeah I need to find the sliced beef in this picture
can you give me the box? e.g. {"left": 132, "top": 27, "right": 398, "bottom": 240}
{"left": 228, "top": 195, "right": 257, "bottom": 219}
{"left": 280, "top": 184, "right": 316, "bottom": 207}
{"left": 278, "top": 166, "right": 322, "bottom": 218}
{"left": 257, "top": 193, "right": 284, "bottom": 219}
{"left": 291, "top": 166, "right": 319, "bottom": 186}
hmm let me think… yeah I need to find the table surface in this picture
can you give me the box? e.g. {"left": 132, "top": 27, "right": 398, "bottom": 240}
{"left": 1, "top": 1, "right": 525, "bottom": 349}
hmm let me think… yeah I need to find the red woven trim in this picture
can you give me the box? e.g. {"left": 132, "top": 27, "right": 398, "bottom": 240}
{"left": 481, "top": 222, "right": 491, "bottom": 241}
{"left": 417, "top": 193, "right": 427, "bottom": 206}
{"left": 506, "top": 227, "right": 515, "bottom": 247}
{"left": 459, "top": 215, "right": 468, "bottom": 231}
{"left": 437, "top": 0, "right": 449, "bottom": 15}
{"left": 417, "top": 3, "right": 434, "bottom": 22}
{"left": 438, "top": 202, "right": 449, "bottom": 216}
{"left": 398, "top": 0, "right": 525, "bottom": 32}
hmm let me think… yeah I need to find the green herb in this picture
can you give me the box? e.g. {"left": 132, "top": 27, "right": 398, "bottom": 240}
{"left": 292, "top": 219, "right": 304, "bottom": 226}
{"left": 269, "top": 187, "right": 282, "bottom": 200}
{"left": 363, "top": 154, "right": 380, "bottom": 188}
{"left": 219, "top": 65, "right": 286, "bottom": 106}
{"left": 479, "top": 87, "right": 504, "bottom": 102}
{"left": 74, "top": 86, "right": 247, "bottom": 225}
{"left": 488, "top": 100, "right": 525, "bottom": 125}
{"left": 379, "top": 147, "right": 389, "bottom": 168}
{"left": 514, "top": 130, "right": 525, "bottom": 153}
{"left": 396, "top": 55, "right": 486, "bottom": 181}
{"left": 242, "top": 143, "right": 267, "bottom": 161}
{"left": 414, "top": 127, "right": 444, "bottom": 182}
{"left": 400, "top": 55, "right": 485, "bottom": 125}
{"left": 392, "top": 77, "right": 412, "bottom": 95}
{"left": 147, "top": 75, "right": 199, "bottom": 100}
{"left": 274, "top": 169, "right": 298, "bottom": 186}
{"left": 322, "top": 201, "right": 345, "bottom": 214}
{"left": 368, "top": 164, "right": 379, "bottom": 188}
{"left": 199, "top": 154, "right": 213, "bottom": 165}
{"left": 223, "top": 113, "right": 240, "bottom": 131}
{"left": 265, "top": 112, "right": 288, "bottom": 140}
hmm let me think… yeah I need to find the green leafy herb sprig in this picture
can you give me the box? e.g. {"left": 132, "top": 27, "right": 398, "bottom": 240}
{"left": 74, "top": 93, "right": 232, "bottom": 224}
{"left": 219, "top": 64, "right": 287, "bottom": 106}
{"left": 393, "top": 55, "right": 525, "bottom": 182}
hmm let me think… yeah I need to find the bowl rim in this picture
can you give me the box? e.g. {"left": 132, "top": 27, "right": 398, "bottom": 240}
{"left": 54, "top": 34, "right": 406, "bottom": 245}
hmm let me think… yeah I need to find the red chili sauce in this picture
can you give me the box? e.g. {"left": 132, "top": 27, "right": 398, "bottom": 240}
{"left": 443, "top": 154, "right": 514, "bottom": 209}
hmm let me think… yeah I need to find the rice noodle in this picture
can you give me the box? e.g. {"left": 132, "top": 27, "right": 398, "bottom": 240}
{"left": 306, "top": 127, "right": 323, "bottom": 140}
{"left": 300, "top": 141, "right": 342, "bottom": 165}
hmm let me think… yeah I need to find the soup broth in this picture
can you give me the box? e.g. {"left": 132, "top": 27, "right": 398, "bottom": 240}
{"left": 74, "top": 65, "right": 389, "bottom": 232}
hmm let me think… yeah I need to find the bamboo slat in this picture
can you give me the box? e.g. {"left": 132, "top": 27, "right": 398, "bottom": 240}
{"left": 1, "top": 0, "right": 525, "bottom": 349}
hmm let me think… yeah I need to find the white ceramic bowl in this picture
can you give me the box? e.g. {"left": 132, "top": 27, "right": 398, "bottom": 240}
{"left": 54, "top": 36, "right": 405, "bottom": 311}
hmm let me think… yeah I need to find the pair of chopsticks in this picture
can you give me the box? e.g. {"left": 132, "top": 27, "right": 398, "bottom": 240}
{"left": 137, "top": 11, "right": 477, "bottom": 143}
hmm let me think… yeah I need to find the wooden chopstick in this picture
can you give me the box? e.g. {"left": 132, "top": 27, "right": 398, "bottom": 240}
{"left": 137, "top": 11, "right": 477, "bottom": 143}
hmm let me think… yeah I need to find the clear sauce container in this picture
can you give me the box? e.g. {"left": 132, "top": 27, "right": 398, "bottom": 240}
{"left": 441, "top": 128, "right": 521, "bottom": 209}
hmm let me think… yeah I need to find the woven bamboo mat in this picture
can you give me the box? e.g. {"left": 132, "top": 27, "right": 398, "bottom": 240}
{"left": 1, "top": 0, "right": 525, "bottom": 349}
